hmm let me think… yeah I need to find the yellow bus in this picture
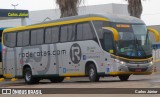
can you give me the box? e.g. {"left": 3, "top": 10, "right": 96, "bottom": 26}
{"left": 2, "top": 14, "right": 160, "bottom": 84}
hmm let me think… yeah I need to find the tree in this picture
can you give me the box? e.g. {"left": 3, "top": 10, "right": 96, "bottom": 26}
{"left": 127, "top": 0, "right": 143, "bottom": 18}
{"left": 56, "top": 0, "right": 82, "bottom": 18}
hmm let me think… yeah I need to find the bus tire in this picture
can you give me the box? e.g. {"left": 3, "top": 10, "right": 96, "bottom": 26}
{"left": 50, "top": 77, "right": 64, "bottom": 83}
{"left": 24, "top": 68, "right": 38, "bottom": 84}
{"left": 119, "top": 75, "right": 130, "bottom": 81}
{"left": 88, "top": 64, "right": 99, "bottom": 82}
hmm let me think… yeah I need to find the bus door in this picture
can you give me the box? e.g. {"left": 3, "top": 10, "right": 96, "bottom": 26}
{"left": 102, "top": 28, "right": 117, "bottom": 73}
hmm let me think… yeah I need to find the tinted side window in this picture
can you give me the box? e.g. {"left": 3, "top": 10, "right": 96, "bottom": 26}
{"left": 103, "top": 33, "right": 114, "bottom": 52}
{"left": 68, "top": 25, "right": 75, "bottom": 41}
{"left": 31, "top": 29, "right": 44, "bottom": 45}
{"left": 37, "top": 29, "right": 44, "bottom": 45}
{"left": 17, "top": 32, "right": 23, "bottom": 46}
{"left": 93, "top": 21, "right": 104, "bottom": 39}
{"left": 4, "top": 33, "right": 8, "bottom": 46}
{"left": 17, "top": 31, "right": 29, "bottom": 47}
{"left": 77, "top": 24, "right": 83, "bottom": 41}
{"left": 83, "top": 23, "right": 93, "bottom": 40}
{"left": 60, "top": 26, "right": 68, "bottom": 42}
{"left": 23, "top": 31, "right": 30, "bottom": 46}
{"left": 45, "top": 28, "right": 52, "bottom": 43}
{"left": 31, "top": 30, "right": 37, "bottom": 45}
{"left": 4, "top": 33, "right": 16, "bottom": 47}
{"left": 77, "top": 22, "right": 94, "bottom": 40}
{"left": 52, "top": 27, "right": 59, "bottom": 43}
{"left": 45, "top": 27, "right": 59, "bottom": 44}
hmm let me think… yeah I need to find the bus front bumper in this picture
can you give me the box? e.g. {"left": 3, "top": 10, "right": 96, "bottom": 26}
{"left": 115, "top": 61, "right": 153, "bottom": 75}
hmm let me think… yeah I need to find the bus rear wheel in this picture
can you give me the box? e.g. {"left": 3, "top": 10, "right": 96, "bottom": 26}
{"left": 119, "top": 75, "right": 130, "bottom": 81}
{"left": 50, "top": 77, "right": 64, "bottom": 83}
{"left": 24, "top": 68, "right": 39, "bottom": 84}
{"left": 88, "top": 64, "right": 99, "bottom": 82}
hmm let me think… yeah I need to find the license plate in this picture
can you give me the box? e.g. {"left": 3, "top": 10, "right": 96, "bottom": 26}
{"left": 135, "top": 68, "right": 142, "bottom": 72}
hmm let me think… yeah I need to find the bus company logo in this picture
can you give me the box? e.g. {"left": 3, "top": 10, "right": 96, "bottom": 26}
{"left": 1, "top": 89, "right": 42, "bottom": 95}
{"left": 70, "top": 43, "right": 82, "bottom": 64}
{"left": 2, "top": 89, "right": 11, "bottom": 94}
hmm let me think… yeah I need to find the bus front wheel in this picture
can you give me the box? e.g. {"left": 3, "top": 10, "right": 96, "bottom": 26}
{"left": 118, "top": 75, "right": 130, "bottom": 81}
{"left": 88, "top": 64, "right": 99, "bottom": 82}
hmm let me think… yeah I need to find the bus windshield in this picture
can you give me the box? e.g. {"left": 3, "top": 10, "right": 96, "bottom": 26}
{"left": 116, "top": 24, "right": 152, "bottom": 58}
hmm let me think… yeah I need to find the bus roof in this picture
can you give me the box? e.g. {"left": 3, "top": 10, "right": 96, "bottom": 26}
{"left": 43, "top": 14, "right": 144, "bottom": 24}
{"left": 4, "top": 14, "right": 145, "bottom": 32}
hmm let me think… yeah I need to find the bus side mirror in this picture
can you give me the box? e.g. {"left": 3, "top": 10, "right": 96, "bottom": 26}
{"left": 147, "top": 28, "right": 160, "bottom": 42}
{"left": 109, "top": 50, "right": 114, "bottom": 54}
{"left": 102, "top": 27, "right": 119, "bottom": 42}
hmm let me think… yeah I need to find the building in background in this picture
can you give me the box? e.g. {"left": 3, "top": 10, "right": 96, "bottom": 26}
{"left": 0, "top": 9, "right": 29, "bottom": 27}
{"left": 0, "top": 3, "right": 129, "bottom": 27}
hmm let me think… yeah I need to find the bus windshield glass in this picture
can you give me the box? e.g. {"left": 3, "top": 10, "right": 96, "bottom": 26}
{"left": 116, "top": 24, "right": 152, "bottom": 58}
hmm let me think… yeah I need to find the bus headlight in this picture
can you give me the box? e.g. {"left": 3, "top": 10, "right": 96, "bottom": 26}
{"left": 149, "top": 61, "right": 153, "bottom": 65}
{"left": 120, "top": 61, "right": 124, "bottom": 65}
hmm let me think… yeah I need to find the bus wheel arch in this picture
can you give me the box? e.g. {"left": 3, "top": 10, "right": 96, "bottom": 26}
{"left": 85, "top": 61, "right": 100, "bottom": 82}
{"left": 23, "top": 65, "right": 39, "bottom": 84}
{"left": 23, "top": 65, "right": 31, "bottom": 76}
